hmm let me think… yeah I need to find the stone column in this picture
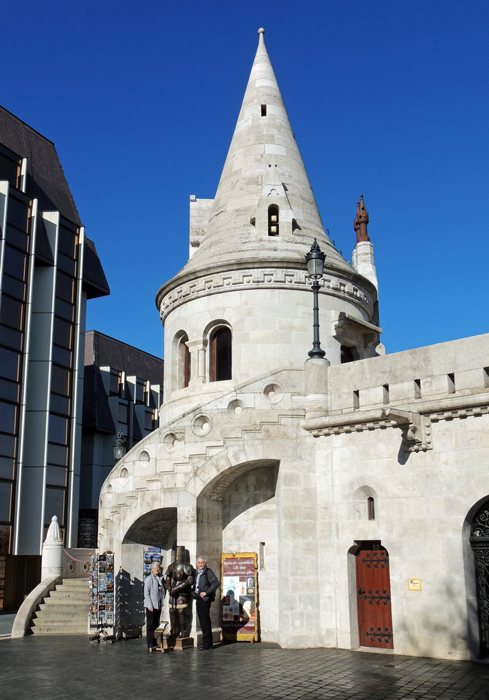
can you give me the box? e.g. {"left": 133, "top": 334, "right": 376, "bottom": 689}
{"left": 304, "top": 357, "right": 330, "bottom": 419}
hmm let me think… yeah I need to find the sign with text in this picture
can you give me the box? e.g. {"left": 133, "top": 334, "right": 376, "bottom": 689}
{"left": 222, "top": 552, "right": 258, "bottom": 643}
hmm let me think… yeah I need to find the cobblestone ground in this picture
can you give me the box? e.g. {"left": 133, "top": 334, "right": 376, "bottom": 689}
{"left": 1, "top": 637, "right": 489, "bottom": 700}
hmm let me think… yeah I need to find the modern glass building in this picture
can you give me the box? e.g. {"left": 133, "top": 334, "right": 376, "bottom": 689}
{"left": 0, "top": 106, "right": 109, "bottom": 610}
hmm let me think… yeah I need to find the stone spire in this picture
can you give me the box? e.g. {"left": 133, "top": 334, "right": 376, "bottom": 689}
{"left": 354, "top": 194, "right": 370, "bottom": 243}
{"left": 180, "top": 28, "right": 352, "bottom": 276}
{"left": 352, "top": 194, "right": 377, "bottom": 290}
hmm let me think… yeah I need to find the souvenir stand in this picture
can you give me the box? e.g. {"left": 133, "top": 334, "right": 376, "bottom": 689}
{"left": 89, "top": 551, "right": 115, "bottom": 643}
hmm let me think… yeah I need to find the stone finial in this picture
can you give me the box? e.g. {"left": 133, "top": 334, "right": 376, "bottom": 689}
{"left": 258, "top": 27, "right": 265, "bottom": 34}
{"left": 45, "top": 515, "right": 63, "bottom": 543}
{"left": 354, "top": 194, "right": 370, "bottom": 243}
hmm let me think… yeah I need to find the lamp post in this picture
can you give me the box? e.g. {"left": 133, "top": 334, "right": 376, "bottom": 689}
{"left": 305, "top": 238, "right": 326, "bottom": 359}
{"left": 113, "top": 429, "right": 127, "bottom": 464}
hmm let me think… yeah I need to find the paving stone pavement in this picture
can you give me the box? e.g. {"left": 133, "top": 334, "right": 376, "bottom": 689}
{"left": 1, "top": 637, "right": 489, "bottom": 700}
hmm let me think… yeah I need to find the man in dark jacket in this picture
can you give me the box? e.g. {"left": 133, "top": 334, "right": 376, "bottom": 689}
{"left": 194, "top": 556, "right": 220, "bottom": 650}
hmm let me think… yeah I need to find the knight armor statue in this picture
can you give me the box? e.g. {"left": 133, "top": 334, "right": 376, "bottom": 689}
{"left": 165, "top": 545, "right": 195, "bottom": 638}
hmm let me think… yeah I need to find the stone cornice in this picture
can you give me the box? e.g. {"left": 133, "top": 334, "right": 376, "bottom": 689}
{"left": 302, "top": 393, "right": 489, "bottom": 451}
{"left": 156, "top": 261, "right": 375, "bottom": 322}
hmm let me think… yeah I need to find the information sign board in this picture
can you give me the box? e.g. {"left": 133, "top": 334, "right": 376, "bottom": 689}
{"left": 221, "top": 552, "right": 258, "bottom": 643}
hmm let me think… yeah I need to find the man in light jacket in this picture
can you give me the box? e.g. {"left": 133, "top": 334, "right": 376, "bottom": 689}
{"left": 144, "top": 562, "right": 165, "bottom": 650}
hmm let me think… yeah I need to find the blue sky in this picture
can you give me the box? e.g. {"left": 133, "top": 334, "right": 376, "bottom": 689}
{"left": 3, "top": 0, "right": 488, "bottom": 358}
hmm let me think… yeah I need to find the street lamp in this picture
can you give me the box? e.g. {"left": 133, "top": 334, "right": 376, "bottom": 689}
{"left": 305, "top": 238, "right": 326, "bottom": 359}
{"left": 113, "top": 429, "right": 127, "bottom": 463}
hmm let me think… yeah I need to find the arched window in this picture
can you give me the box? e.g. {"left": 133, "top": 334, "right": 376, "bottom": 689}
{"left": 367, "top": 497, "right": 375, "bottom": 520}
{"left": 176, "top": 333, "right": 190, "bottom": 389}
{"left": 268, "top": 204, "right": 279, "bottom": 236}
{"left": 210, "top": 327, "right": 232, "bottom": 382}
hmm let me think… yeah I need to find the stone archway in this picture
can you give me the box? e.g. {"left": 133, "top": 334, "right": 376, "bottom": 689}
{"left": 195, "top": 459, "right": 279, "bottom": 642}
{"left": 469, "top": 498, "right": 489, "bottom": 657}
{"left": 118, "top": 507, "right": 178, "bottom": 638}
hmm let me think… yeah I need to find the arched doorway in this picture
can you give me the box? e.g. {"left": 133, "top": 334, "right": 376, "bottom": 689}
{"left": 469, "top": 498, "right": 489, "bottom": 657}
{"left": 118, "top": 508, "right": 178, "bottom": 638}
{"left": 354, "top": 541, "right": 394, "bottom": 649}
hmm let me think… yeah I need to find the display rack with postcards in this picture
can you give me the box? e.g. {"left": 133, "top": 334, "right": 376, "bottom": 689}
{"left": 143, "top": 546, "right": 162, "bottom": 580}
{"left": 89, "top": 551, "right": 115, "bottom": 637}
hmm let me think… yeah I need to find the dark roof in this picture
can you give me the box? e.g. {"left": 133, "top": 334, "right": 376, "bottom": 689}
{"left": 82, "top": 365, "right": 116, "bottom": 434}
{"left": 34, "top": 215, "right": 55, "bottom": 265}
{"left": 85, "top": 331, "right": 163, "bottom": 385}
{"left": 84, "top": 238, "right": 110, "bottom": 298}
{"left": 0, "top": 105, "right": 110, "bottom": 299}
{"left": 0, "top": 106, "right": 81, "bottom": 225}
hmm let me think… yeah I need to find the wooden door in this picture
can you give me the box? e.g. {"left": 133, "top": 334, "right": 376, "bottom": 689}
{"left": 356, "top": 545, "right": 394, "bottom": 648}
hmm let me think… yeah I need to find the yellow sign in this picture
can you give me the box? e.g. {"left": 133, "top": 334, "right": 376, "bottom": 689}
{"left": 408, "top": 579, "right": 421, "bottom": 591}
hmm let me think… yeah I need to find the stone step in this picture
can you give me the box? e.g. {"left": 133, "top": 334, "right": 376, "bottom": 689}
{"left": 47, "top": 590, "right": 89, "bottom": 601}
{"left": 42, "top": 599, "right": 88, "bottom": 608}
{"left": 34, "top": 609, "right": 87, "bottom": 622}
{"left": 56, "top": 578, "right": 89, "bottom": 589}
{"left": 30, "top": 578, "right": 90, "bottom": 636}
{"left": 30, "top": 621, "right": 87, "bottom": 634}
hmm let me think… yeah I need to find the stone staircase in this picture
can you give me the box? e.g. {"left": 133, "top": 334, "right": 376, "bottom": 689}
{"left": 30, "top": 578, "right": 89, "bottom": 635}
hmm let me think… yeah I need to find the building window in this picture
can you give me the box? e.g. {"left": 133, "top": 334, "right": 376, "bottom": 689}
{"left": 176, "top": 333, "right": 190, "bottom": 389}
{"left": 268, "top": 204, "right": 279, "bottom": 236}
{"left": 210, "top": 327, "right": 232, "bottom": 382}
{"left": 368, "top": 497, "right": 375, "bottom": 520}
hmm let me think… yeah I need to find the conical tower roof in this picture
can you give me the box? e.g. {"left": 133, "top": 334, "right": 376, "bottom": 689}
{"left": 168, "top": 29, "right": 353, "bottom": 287}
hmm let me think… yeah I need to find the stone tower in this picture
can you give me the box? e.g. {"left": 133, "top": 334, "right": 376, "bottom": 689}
{"left": 156, "top": 29, "right": 381, "bottom": 421}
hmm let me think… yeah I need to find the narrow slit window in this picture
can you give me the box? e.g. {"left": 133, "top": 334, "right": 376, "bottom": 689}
{"left": 383, "top": 384, "right": 389, "bottom": 405}
{"left": 414, "top": 379, "right": 421, "bottom": 399}
{"left": 484, "top": 367, "right": 489, "bottom": 389}
{"left": 261, "top": 104, "right": 267, "bottom": 116}
{"left": 448, "top": 373, "right": 455, "bottom": 394}
{"left": 367, "top": 497, "right": 375, "bottom": 520}
{"left": 268, "top": 204, "right": 279, "bottom": 236}
{"left": 353, "top": 390, "right": 360, "bottom": 410}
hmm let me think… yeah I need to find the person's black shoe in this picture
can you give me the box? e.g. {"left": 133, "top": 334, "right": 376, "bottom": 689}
{"left": 198, "top": 645, "right": 213, "bottom": 650}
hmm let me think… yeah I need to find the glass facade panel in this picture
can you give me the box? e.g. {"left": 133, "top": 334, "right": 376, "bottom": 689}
{"left": 1, "top": 275, "right": 26, "bottom": 301}
{"left": 0, "top": 295, "right": 24, "bottom": 330}
{"left": 53, "top": 318, "right": 73, "bottom": 348}
{"left": 0, "top": 402, "right": 17, "bottom": 434}
{"left": 0, "top": 482, "right": 12, "bottom": 521}
{"left": 56, "top": 252, "right": 76, "bottom": 276}
{"left": 48, "top": 415, "right": 69, "bottom": 445}
{"left": 57, "top": 228, "right": 77, "bottom": 257}
{"left": 0, "top": 150, "right": 20, "bottom": 188}
{"left": 44, "top": 488, "right": 65, "bottom": 527}
{"left": 0, "top": 380, "right": 19, "bottom": 404}
{"left": 0, "top": 348, "right": 20, "bottom": 381}
{"left": 52, "top": 345, "right": 72, "bottom": 368}
{"left": 0, "top": 434, "right": 16, "bottom": 458}
{"left": 0, "top": 457, "right": 15, "bottom": 480}
{"left": 0, "top": 327, "right": 22, "bottom": 352}
{"left": 46, "top": 466, "right": 67, "bottom": 487}
{"left": 54, "top": 298, "right": 74, "bottom": 322}
{"left": 6, "top": 195, "right": 29, "bottom": 230}
{"left": 6, "top": 227, "right": 29, "bottom": 253}
{"left": 3, "top": 245, "right": 26, "bottom": 280}
{"left": 47, "top": 443, "right": 69, "bottom": 467}
{"left": 55, "top": 272, "right": 75, "bottom": 303}
{"left": 49, "top": 394, "right": 70, "bottom": 416}
{"left": 51, "top": 366, "right": 71, "bottom": 396}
